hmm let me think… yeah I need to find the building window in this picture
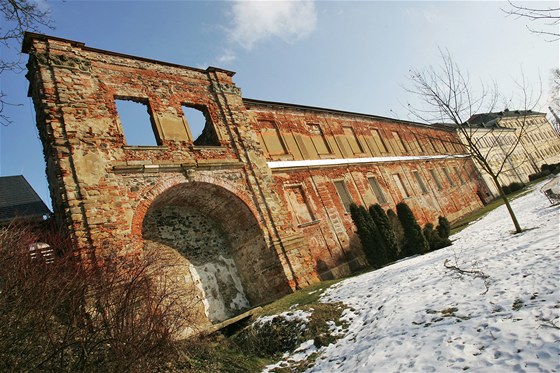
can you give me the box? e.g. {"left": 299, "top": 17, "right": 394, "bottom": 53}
{"left": 343, "top": 126, "right": 365, "bottom": 154}
{"left": 414, "top": 133, "right": 425, "bottom": 153}
{"left": 285, "top": 185, "right": 315, "bottom": 226}
{"left": 392, "top": 131, "right": 408, "bottom": 153}
{"left": 258, "top": 120, "right": 289, "bottom": 156}
{"left": 370, "top": 128, "right": 389, "bottom": 153}
{"left": 334, "top": 180, "right": 353, "bottom": 213}
{"left": 368, "top": 177, "right": 388, "bottom": 204}
{"left": 308, "top": 123, "right": 332, "bottom": 155}
{"left": 412, "top": 171, "right": 428, "bottom": 194}
{"left": 453, "top": 166, "right": 465, "bottom": 184}
{"left": 115, "top": 98, "right": 159, "bottom": 146}
{"left": 442, "top": 167, "right": 455, "bottom": 186}
{"left": 392, "top": 173, "right": 410, "bottom": 199}
{"left": 430, "top": 169, "right": 442, "bottom": 190}
{"left": 181, "top": 105, "right": 219, "bottom": 146}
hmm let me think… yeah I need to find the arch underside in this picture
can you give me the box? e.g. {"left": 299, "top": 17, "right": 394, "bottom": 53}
{"left": 142, "top": 181, "right": 286, "bottom": 324}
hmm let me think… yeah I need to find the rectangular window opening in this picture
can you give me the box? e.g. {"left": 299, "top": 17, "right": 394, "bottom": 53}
{"left": 368, "top": 177, "right": 388, "bottom": 204}
{"left": 454, "top": 166, "right": 465, "bottom": 184}
{"left": 258, "top": 120, "right": 289, "bottom": 156}
{"left": 442, "top": 167, "right": 455, "bottom": 186}
{"left": 286, "top": 185, "right": 315, "bottom": 225}
{"left": 308, "top": 123, "right": 332, "bottom": 155}
{"left": 392, "top": 173, "right": 410, "bottom": 199}
{"left": 343, "top": 126, "right": 365, "bottom": 154}
{"left": 430, "top": 169, "right": 443, "bottom": 190}
{"left": 182, "top": 105, "right": 219, "bottom": 146}
{"left": 334, "top": 180, "right": 353, "bottom": 213}
{"left": 392, "top": 131, "right": 408, "bottom": 153}
{"left": 413, "top": 171, "right": 428, "bottom": 194}
{"left": 371, "top": 128, "right": 388, "bottom": 153}
{"left": 115, "top": 98, "right": 159, "bottom": 146}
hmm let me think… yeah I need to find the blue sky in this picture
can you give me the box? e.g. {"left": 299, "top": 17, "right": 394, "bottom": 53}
{"left": 1, "top": 0, "right": 558, "bottom": 208}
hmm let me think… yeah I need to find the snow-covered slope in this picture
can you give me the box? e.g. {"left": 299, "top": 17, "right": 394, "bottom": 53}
{"left": 270, "top": 180, "right": 560, "bottom": 372}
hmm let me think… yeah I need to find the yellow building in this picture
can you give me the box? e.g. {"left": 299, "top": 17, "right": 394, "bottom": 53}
{"left": 465, "top": 110, "right": 560, "bottom": 198}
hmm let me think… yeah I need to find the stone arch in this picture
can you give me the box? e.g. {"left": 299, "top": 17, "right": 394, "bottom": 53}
{"left": 139, "top": 179, "right": 288, "bottom": 324}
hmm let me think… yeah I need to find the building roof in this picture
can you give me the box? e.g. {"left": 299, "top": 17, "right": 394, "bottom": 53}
{"left": 468, "top": 109, "right": 546, "bottom": 127}
{"left": 0, "top": 176, "right": 51, "bottom": 223}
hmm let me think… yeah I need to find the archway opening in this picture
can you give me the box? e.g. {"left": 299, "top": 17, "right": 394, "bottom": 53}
{"left": 141, "top": 181, "right": 285, "bottom": 324}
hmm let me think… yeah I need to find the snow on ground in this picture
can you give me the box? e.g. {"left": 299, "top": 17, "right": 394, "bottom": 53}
{"left": 269, "top": 180, "right": 560, "bottom": 372}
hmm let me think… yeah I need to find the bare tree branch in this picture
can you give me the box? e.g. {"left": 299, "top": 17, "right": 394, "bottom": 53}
{"left": 503, "top": 1, "right": 560, "bottom": 41}
{"left": 405, "top": 50, "right": 543, "bottom": 234}
{"left": 0, "top": 0, "right": 53, "bottom": 125}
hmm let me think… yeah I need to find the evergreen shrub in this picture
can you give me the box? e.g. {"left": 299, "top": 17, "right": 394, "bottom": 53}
{"left": 349, "top": 204, "right": 388, "bottom": 269}
{"left": 396, "top": 202, "right": 429, "bottom": 257}
{"left": 386, "top": 209, "right": 404, "bottom": 256}
{"left": 369, "top": 204, "right": 399, "bottom": 263}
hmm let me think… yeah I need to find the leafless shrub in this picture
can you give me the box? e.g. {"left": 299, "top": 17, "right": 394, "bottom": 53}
{"left": 0, "top": 222, "right": 200, "bottom": 372}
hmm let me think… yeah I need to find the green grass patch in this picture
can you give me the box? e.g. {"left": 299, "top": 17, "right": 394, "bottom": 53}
{"left": 450, "top": 183, "right": 536, "bottom": 235}
{"left": 259, "top": 279, "right": 343, "bottom": 316}
{"left": 166, "top": 279, "right": 348, "bottom": 372}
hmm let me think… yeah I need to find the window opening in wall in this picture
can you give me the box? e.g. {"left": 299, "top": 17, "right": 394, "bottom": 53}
{"left": 115, "top": 98, "right": 159, "bottom": 146}
{"left": 392, "top": 131, "right": 408, "bottom": 153}
{"left": 343, "top": 126, "right": 365, "bottom": 154}
{"left": 414, "top": 133, "right": 425, "bottom": 153}
{"left": 182, "top": 105, "right": 219, "bottom": 146}
{"left": 442, "top": 139, "right": 453, "bottom": 153}
{"left": 371, "top": 128, "right": 388, "bottom": 153}
{"left": 392, "top": 173, "right": 410, "bottom": 198}
{"left": 285, "top": 185, "right": 315, "bottom": 225}
{"left": 334, "top": 180, "right": 353, "bottom": 213}
{"left": 368, "top": 177, "right": 388, "bottom": 204}
{"left": 430, "top": 169, "right": 442, "bottom": 190}
{"left": 412, "top": 171, "right": 428, "bottom": 194}
{"left": 454, "top": 166, "right": 465, "bottom": 184}
{"left": 258, "top": 120, "right": 288, "bottom": 156}
{"left": 442, "top": 167, "right": 455, "bottom": 186}
{"left": 308, "top": 123, "right": 332, "bottom": 155}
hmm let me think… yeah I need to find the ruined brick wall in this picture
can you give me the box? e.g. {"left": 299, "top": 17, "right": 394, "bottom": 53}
{"left": 23, "top": 33, "right": 487, "bottom": 326}
{"left": 244, "top": 101, "right": 486, "bottom": 279}
{"left": 23, "top": 34, "right": 309, "bottom": 327}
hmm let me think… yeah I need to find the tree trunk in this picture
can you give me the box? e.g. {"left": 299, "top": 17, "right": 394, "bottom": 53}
{"left": 491, "top": 176, "right": 523, "bottom": 234}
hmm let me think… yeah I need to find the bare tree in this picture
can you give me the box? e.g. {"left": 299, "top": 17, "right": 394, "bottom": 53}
{"left": 548, "top": 68, "right": 560, "bottom": 133}
{"left": 406, "top": 50, "right": 542, "bottom": 234}
{"left": 503, "top": 1, "right": 560, "bottom": 40}
{"left": 0, "top": 0, "right": 53, "bottom": 125}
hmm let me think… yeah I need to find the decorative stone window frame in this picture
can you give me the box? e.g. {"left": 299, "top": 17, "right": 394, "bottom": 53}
{"left": 332, "top": 179, "right": 354, "bottom": 214}
{"left": 283, "top": 183, "right": 320, "bottom": 228}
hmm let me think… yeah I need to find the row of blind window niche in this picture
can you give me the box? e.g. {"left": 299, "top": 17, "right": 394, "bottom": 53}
{"left": 332, "top": 167, "right": 466, "bottom": 215}
{"left": 288, "top": 167, "right": 467, "bottom": 227}
{"left": 114, "top": 98, "right": 217, "bottom": 147}
{"left": 259, "top": 120, "right": 461, "bottom": 159}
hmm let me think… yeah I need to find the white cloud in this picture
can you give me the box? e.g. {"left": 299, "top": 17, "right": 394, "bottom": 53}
{"left": 217, "top": 48, "right": 237, "bottom": 64}
{"left": 226, "top": 0, "right": 317, "bottom": 50}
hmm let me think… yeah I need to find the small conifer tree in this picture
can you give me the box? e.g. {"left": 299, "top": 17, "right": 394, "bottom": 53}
{"left": 396, "top": 202, "right": 429, "bottom": 257}
{"left": 423, "top": 223, "right": 436, "bottom": 252}
{"left": 369, "top": 204, "right": 398, "bottom": 263}
{"left": 349, "top": 204, "right": 387, "bottom": 269}
{"left": 436, "top": 216, "right": 451, "bottom": 240}
{"left": 386, "top": 208, "right": 404, "bottom": 256}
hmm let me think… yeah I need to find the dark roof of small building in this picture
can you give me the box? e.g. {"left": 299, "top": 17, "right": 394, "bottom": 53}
{"left": 468, "top": 109, "right": 546, "bottom": 127}
{"left": 0, "top": 175, "right": 51, "bottom": 223}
